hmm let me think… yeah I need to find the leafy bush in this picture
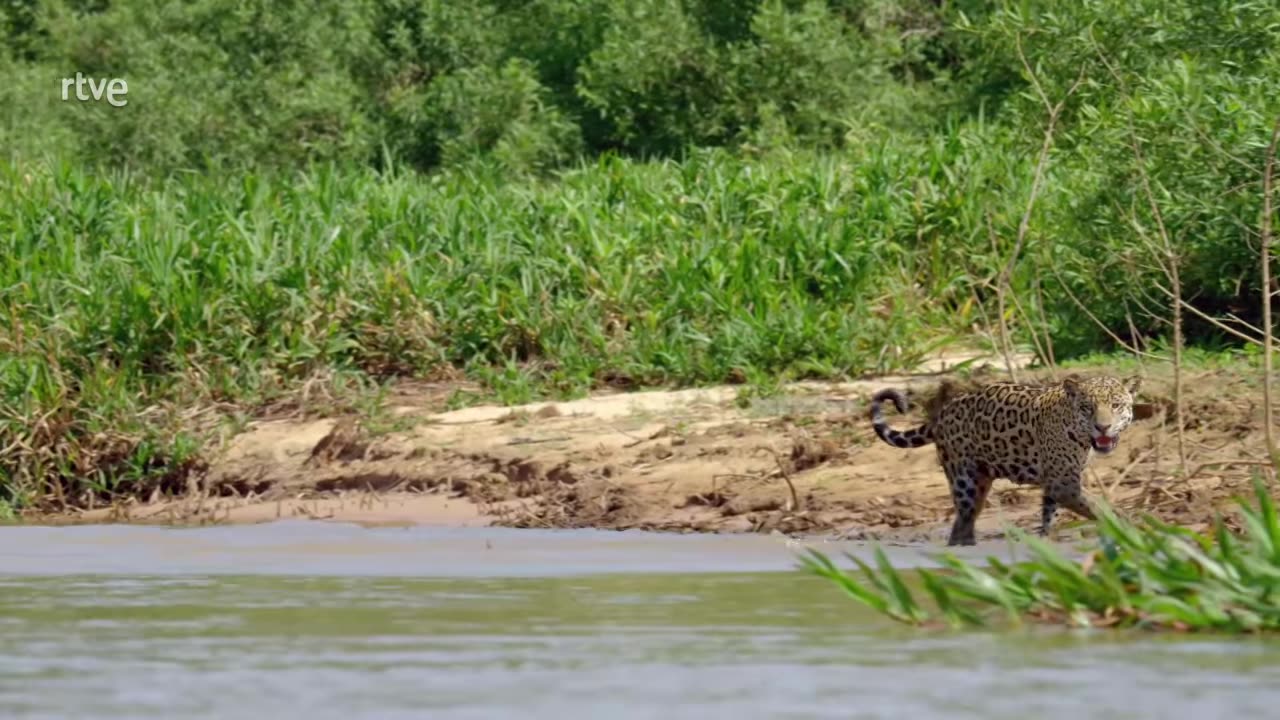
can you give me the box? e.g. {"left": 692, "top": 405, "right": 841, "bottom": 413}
{"left": 2, "top": 0, "right": 958, "bottom": 172}
{"left": 418, "top": 59, "right": 583, "bottom": 175}
{"left": 955, "top": 0, "right": 1280, "bottom": 352}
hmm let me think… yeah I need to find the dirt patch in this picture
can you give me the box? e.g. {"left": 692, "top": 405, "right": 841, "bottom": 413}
{"left": 41, "top": 352, "right": 1278, "bottom": 544}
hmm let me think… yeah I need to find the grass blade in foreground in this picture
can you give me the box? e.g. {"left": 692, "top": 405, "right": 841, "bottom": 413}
{"left": 798, "top": 476, "right": 1280, "bottom": 633}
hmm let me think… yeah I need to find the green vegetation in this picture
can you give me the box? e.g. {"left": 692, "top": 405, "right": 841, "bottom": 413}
{"left": 800, "top": 477, "right": 1280, "bottom": 633}
{"left": 1, "top": 0, "right": 1278, "bottom": 508}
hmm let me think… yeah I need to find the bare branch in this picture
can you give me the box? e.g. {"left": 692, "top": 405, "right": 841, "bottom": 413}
{"left": 1146, "top": 280, "right": 1271, "bottom": 347}
{"left": 985, "top": 213, "right": 1021, "bottom": 381}
{"left": 1090, "top": 30, "right": 1187, "bottom": 476}
{"left": 1124, "top": 305, "right": 1149, "bottom": 356}
{"left": 980, "top": 34, "right": 1088, "bottom": 380}
{"left": 1031, "top": 275, "right": 1057, "bottom": 367}
{"left": 1261, "top": 115, "right": 1280, "bottom": 466}
{"left": 1047, "top": 264, "right": 1162, "bottom": 358}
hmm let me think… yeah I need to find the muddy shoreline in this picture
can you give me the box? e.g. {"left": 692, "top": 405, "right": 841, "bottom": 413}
{"left": 30, "top": 354, "right": 1271, "bottom": 545}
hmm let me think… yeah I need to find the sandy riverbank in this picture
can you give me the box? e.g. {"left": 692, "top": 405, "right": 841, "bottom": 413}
{"left": 36, "top": 352, "right": 1269, "bottom": 544}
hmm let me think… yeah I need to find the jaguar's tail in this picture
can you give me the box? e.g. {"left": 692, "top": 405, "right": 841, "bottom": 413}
{"left": 869, "top": 388, "right": 934, "bottom": 449}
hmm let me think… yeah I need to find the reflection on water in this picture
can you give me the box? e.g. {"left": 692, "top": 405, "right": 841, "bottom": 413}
{"left": 0, "top": 525, "right": 1278, "bottom": 718}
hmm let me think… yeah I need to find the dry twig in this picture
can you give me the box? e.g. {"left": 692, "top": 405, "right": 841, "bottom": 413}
{"left": 1261, "top": 116, "right": 1280, "bottom": 468}
{"left": 987, "top": 35, "right": 1086, "bottom": 380}
{"left": 1091, "top": 33, "right": 1188, "bottom": 478}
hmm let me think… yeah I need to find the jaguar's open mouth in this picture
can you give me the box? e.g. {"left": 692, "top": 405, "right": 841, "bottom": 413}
{"left": 1090, "top": 435, "right": 1117, "bottom": 454}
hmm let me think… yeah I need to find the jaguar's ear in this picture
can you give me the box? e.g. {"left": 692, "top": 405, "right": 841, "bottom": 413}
{"left": 1125, "top": 375, "right": 1143, "bottom": 396}
{"left": 1061, "top": 374, "right": 1083, "bottom": 397}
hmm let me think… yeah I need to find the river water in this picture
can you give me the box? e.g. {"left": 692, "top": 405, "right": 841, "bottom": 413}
{"left": 0, "top": 522, "right": 1278, "bottom": 719}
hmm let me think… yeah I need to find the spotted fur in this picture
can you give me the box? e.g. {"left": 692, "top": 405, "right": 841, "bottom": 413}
{"left": 868, "top": 374, "right": 1142, "bottom": 546}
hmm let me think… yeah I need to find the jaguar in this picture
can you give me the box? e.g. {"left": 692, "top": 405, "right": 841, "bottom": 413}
{"left": 868, "top": 374, "right": 1142, "bottom": 546}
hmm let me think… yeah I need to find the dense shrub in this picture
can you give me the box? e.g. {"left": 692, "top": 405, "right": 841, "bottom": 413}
{"left": 1, "top": 0, "right": 963, "bottom": 172}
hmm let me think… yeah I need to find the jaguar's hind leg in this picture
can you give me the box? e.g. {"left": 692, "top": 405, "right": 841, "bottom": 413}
{"left": 944, "top": 458, "right": 991, "bottom": 547}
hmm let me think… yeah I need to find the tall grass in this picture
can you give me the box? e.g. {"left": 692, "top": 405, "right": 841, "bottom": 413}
{"left": 799, "top": 477, "right": 1280, "bottom": 633}
{"left": 0, "top": 143, "right": 1000, "bottom": 508}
